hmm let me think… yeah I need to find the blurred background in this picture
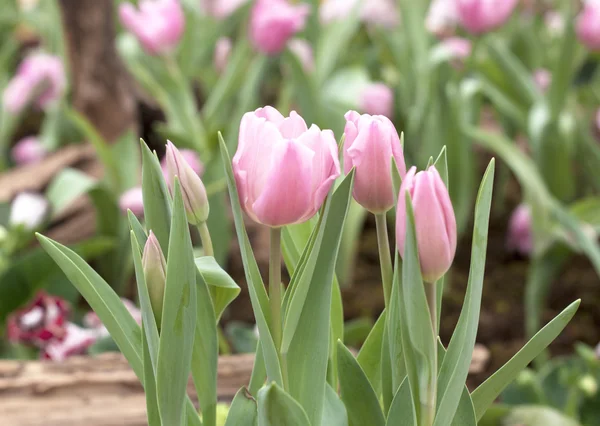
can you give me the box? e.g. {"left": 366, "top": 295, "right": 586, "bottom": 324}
{"left": 0, "top": 0, "right": 600, "bottom": 424}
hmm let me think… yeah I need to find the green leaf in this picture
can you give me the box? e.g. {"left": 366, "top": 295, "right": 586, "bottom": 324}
{"left": 504, "top": 405, "right": 581, "bottom": 426}
{"left": 547, "top": 20, "right": 578, "bottom": 118}
{"left": 46, "top": 168, "right": 97, "bottom": 219}
{"left": 321, "top": 383, "right": 349, "bottom": 426}
{"left": 257, "top": 383, "right": 311, "bottom": 426}
{"left": 195, "top": 256, "right": 240, "bottom": 321}
{"left": 249, "top": 343, "right": 267, "bottom": 396}
{"left": 337, "top": 341, "right": 386, "bottom": 426}
{"left": 225, "top": 388, "right": 258, "bottom": 426}
{"left": 438, "top": 342, "right": 477, "bottom": 426}
{"left": 357, "top": 310, "right": 386, "bottom": 394}
{"left": 128, "top": 210, "right": 148, "bottom": 247}
{"left": 336, "top": 200, "right": 368, "bottom": 287}
{"left": 142, "top": 326, "right": 161, "bottom": 426}
{"left": 156, "top": 179, "right": 197, "bottom": 426}
{"left": 141, "top": 139, "right": 172, "bottom": 255}
{"left": 387, "top": 251, "right": 405, "bottom": 401}
{"left": 283, "top": 172, "right": 355, "bottom": 425}
{"left": 219, "top": 134, "right": 282, "bottom": 387}
{"left": 386, "top": 378, "right": 414, "bottom": 426}
{"left": 471, "top": 299, "right": 581, "bottom": 420}
{"left": 111, "top": 130, "right": 141, "bottom": 192}
{"left": 434, "top": 160, "right": 495, "bottom": 426}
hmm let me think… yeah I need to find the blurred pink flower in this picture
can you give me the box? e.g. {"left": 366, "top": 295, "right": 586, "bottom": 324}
{"left": 506, "top": 204, "right": 533, "bottom": 256}
{"left": 533, "top": 68, "right": 552, "bottom": 93}
{"left": 320, "top": 0, "right": 399, "bottom": 28}
{"left": 288, "top": 38, "right": 314, "bottom": 73}
{"left": 3, "top": 52, "right": 65, "bottom": 114}
{"left": 359, "top": 83, "right": 394, "bottom": 118}
{"left": 456, "top": 0, "right": 519, "bottom": 34}
{"left": 426, "top": 0, "right": 458, "bottom": 36}
{"left": 577, "top": 1, "right": 600, "bottom": 51}
{"left": 42, "top": 323, "right": 98, "bottom": 362}
{"left": 440, "top": 37, "right": 472, "bottom": 60}
{"left": 544, "top": 10, "right": 564, "bottom": 37}
{"left": 84, "top": 299, "right": 142, "bottom": 339}
{"left": 119, "top": 187, "right": 144, "bottom": 216}
{"left": 11, "top": 136, "right": 47, "bottom": 165}
{"left": 596, "top": 108, "right": 600, "bottom": 132}
{"left": 214, "top": 37, "right": 232, "bottom": 74}
{"left": 250, "top": 0, "right": 310, "bottom": 55}
{"left": 203, "top": 0, "right": 249, "bottom": 19}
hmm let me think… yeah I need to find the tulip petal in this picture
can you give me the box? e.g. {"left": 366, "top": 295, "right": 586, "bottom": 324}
{"left": 279, "top": 110, "right": 308, "bottom": 138}
{"left": 430, "top": 166, "right": 457, "bottom": 258}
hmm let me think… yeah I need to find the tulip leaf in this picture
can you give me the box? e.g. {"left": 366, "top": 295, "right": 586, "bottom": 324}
{"left": 337, "top": 341, "right": 386, "bottom": 426}
{"left": 257, "top": 383, "right": 311, "bottom": 426}
{"left": 224, "top": 388, "right": 258, "bottom": 426}
{"left": 282, "top": 171, "right": 354, "bottom": 425}
{"left": 434, "top": 160, "right": 494, "bottom": 426}
{"left": 46, "top": 168, "right": 97, "bottom": 219}
{"left": 141, "top": 139, "right": 172, "bottom": 255}
{"left": 249, "top": 343, "right": 267, "bottom": 396}
{"left": 386, "top": 378, "right": 414, "bottom": 426}
{"left": 156, "top": 179, "right": 197, "bottom": 426}
{"left": 471, "top": 299, "right": 581, "bottom": 420}
{"left": 381, "top": 330, "right": 395, "bottom": 414}
{"left": 321, "top": 383, "right": 349, "bottom": 426}
{"left": 128, "top": 210, "right": 148, "bottom": 247}
{"left": 35, "top": 234, "right": 202, "bottom": 426}
{"left": 142, "top": 326, "right": 161, "bottom": 426}
{"left": 219, "top": 133, "right": 283, "bottom": 387}
{"left": 387, "top": 250, "right": 406, "bottom": 393}
{"left": 356, "top": 310, "right": 386, "bottom": 394}
{"left": 195, "top": 256, "right": 241, "bottom": 321}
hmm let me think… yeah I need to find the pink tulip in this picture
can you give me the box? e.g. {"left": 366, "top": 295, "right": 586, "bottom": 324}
{"left": 203, "top": 0, "right": 249, "bottom": 19}
{"left": 455, "top": 0, "right": 519, "bottom": 34}
{"left": 426, "top": 0, "right": 458, "bottom": 36}
{"left": 165, "top": 141, "right": 210, "bottom": 225}
{"left": 577, "top": 1, "right": 600, "bottom": 51}
{"left": 3, "top": 53, "right": 65, "bottom": 114}
{"left": 396, "top": 166, "right": 457, "bottom": 282}
{"left": 11, "top": 136, "right": 47, "bottom": 165}
{"left": 343, "top": 111, "right": 406, "bottom": 213}
{"left": 533, "top": 68, "right": 552, "bottom": 93}
{"left": 119, "top": 0, "right": 185, "bottom": 55}
{"left": 250, "top": 0, "right": 310, "bottom": 55}
{"left": 288, "top": 38, "right": 314, "bottom": 73}
{"left": 320, "top": 0, "right": 399, "bottom": 27}
{"left": 506, "top": 204, "right": 532, "bottom": 256}
{"left": 119, "top": 187, "right": 144, "bottom": 216}
{"left": 233, "top": 107, "right": 340, "bottom": 227}
{"left": 143, "top": 231, "right": 167, "bottom": 325}
{"left": 438, "top": 37, "right": 472, "bottom": 60}
{"left": 160, "top": 148, "right": 204, "bottom": 186}
{"left": 359, "top": 83, "right": 394, "bottom": 118}
{"left": 42, "top": 322, "right": 98, "bottom": 362}
{"left": 214, "top": 37, "right": 232, "bottom": 74}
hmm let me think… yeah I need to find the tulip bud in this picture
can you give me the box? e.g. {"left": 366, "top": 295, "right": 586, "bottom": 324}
{"left": 119, "top": 186, "right": 144, "bottom": 217}
{"left": 233, "top": 107, "right": 341, "bottom": 227}
{"left": 119, "top": 0, "right": 185, "bottom": 56}
{"left": 3, "top": 52, "right": 65, "bottom": 114}
{"left": 533, "top": 68, "right": 551, "bottom": 93}
{"left": 11, "top": 136, "right": 47, "bottom": 165}
{"left": 214, "top": 37, "right": 232, "bottom": 74}
{"left": 343, "top": 111, "right": 406, "bottom": 213}
{"left": 506, "top": 204, "right": 532, "bottom": 256}
{"left": 160, "top": 148, "right": 204, "bottom": 186}
{"left": 143, "top": 232, "right": 167, "bottom": 326}
{"left": 359, "top": 83, "right": 394, "bottom": 118}
{"left": 288, "top": 38, "right": 314, "bottom": 74}
{"left": 577, "top": 1, "right": 600, "bottom": 51}
{"left": 165, "top": 141, "right": 210, "bottom": 225}
{"left": 9, "top": 192, "right": 49, "bottom": 230}
{"left": 396, "top": 166, "right": 457, "bottom": 283}
{"left": 456, "top": 0, "right": 519, "bottom": 35}
{"left": 250, "top": 0, "right": 310, "bottom": 55}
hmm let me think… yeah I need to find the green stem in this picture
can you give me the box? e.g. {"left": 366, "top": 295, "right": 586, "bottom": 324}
{"left": 269, "top": 228, "right": 282, "bottom": 351}
{"left": 375, "top": 213, "right": 393, "bottom": 308}
{"left": 198, "top": 222, "right": 214, "bottom": 257}
{"left": 424, "top": 280, "right": 438, "bottom": 426}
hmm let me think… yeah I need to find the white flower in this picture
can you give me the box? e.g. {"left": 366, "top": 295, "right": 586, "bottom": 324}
{"left": 9, "top": 192, "right": 49, "bottom": 230}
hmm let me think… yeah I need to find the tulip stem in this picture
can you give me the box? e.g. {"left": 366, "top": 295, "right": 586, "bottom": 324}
{"left": 424, "top": 280, "right": 438, "bottom": 426}
{"left": 375, "top": 213, "right": 393, "bottom": 307}
{"left": 198, "top": 222, "right": 214, "bottom": 257}
{"left": 269, "top": 228, "right": 283, "bottom": 353}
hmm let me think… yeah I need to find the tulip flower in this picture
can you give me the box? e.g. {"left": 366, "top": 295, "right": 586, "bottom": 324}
{"left": 214, "top": 37, "right": 232, "bottom": 74}
{"left": 11, "top": 136, "right": 47, "bottom": 165}
{"left": 119, "top": 187, "right": 144, "bottom": 217}
{"left": 9, "top": 192, "right": 49, "bottom": 230}
{"left": 506, "top": 204, "right": 532, "bottom": 256}
{"left": 438, "top": 37, "right": 472, "bottom": 61}
{"left": 233, "top": 107, "right": 340, "bottom": 227}
{"left": 7, "top": 292, "right": 69, "bottom": 348}
{"left": 396, "top": 166, "right": 457, "bottom": 283}
{"left": 160, "top": 148, "right": 204, "bottom": 186}
{"left": 533, "top": 68, "right": 552, "bottom": 93}
{"left": 165, "top": 141, "right": 210, "bottom": 225}
{"left": 3, "top": 52, "right": 65, "bottom": 114}
{"left": 426, "top": 0, "right": 458, "bottom": 36}
{"left": 343, "top": 111, "right": 406, "bottom": 213}
{"left": 288, "top": 38, "right": 314, "bottom": 74}
{"left": 42, "top": 322, "right": 98, "bottom": 362}
{"left": 203, "top": 0, "right": 249, "bottom": 19}
{"left": 250, "top": 0, "right": 310, "bottom": 55}
{"left": 119, "top": 0, "right": 185, "bottom": 55}
{"left": 455, "top": 0, "right": 519, "bottom": 35}
{"left": 143, "top": 231, "right": 167, "bottom": 325}
{"left": 359, "top": 83, "right": 394, "bottom": 118}
{"left": 577, "top": 1, "right": 600, "bottom": 51}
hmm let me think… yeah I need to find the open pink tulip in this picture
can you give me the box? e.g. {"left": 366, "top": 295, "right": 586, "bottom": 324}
{"left": 343, "top": 111, "right": 406, "bottom": 213}
{"left": 455, "top": 0, "right": 519, "bottom": 34}
{"left": 119, "top": 187, "right": 144, "bottom": 217}
{"left": 396, "top": 166, "right": 457, "bottom": 283}
{"left": 3, "top": 53, "right": 65, "bottom": 114}
{"left": 359, "top": 83, "right": 394, "bottom": 118}
{"left": 506, "top": 204, "right": 532, "bottom": 256}
{"left": 12, "top": 136, "right": 47, "bottom": 165}
{"left": 250, "top": 0, "right": 310, "bottom": 55}
{"left": 577, "top": 1, "right": 600, "bottom": 51}
{"left": 233, "top": 107, "right": 340, "bottom": 227}
{"left": 119, "top": 0, "right": 185, "bottom": 55}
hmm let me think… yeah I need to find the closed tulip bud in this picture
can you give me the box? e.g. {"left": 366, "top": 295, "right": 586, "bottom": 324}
{"left": 12, "top": 136, "right": 47, "bottom": 165}
{"left": 343, "top": 111, "right": 406, "bottom": 213}
{"left": 9, "top": 192, "right": 49, "bottom": 230}
{"left": 165, "top": 141, "right": 210, "bottom": 225}
{"left": 3, "top": 52, "right": 65, "bottom": 114}
{"left": 214, "top": 37, "right": 232, "bottom": 74}
{"left": 119, "top": 187, "right": 144, "bottom": 217}
{"left": 456, "top": 0, "right": 519, "bottom": 35}
{"left": 250, "top": 0, "right": 310, "bottom": 55}
{"left": 233, "top": 107, "right": 341, "bottom": 227}
{"left": 359, "top": 83, "right": 394, "bottom": 118}
{"left": 396, "top": 166, "right": 457, "bottom": 283}
{"left": 506, "top": 204, "right": 532, "bottom": 256}
{"left": 119, "top": 0, "right": 185, "bottom": 56}
{"left": 143, "top": 232, "right": 167, "bottom": 326}
{"left": 160, "top": 148, "right": 204, "bottom": 186}
{"left": 577, "top": 1, "right": 600, "bottom": 51}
